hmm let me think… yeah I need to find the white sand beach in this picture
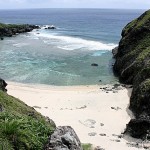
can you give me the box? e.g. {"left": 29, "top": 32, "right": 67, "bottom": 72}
{"left": 7, "top": 82, "right": 147, "bottom": 150}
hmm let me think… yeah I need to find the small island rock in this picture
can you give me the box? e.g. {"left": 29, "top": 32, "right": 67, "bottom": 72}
{"left": 91, "top": 63, "right": 98, "bottom": 67}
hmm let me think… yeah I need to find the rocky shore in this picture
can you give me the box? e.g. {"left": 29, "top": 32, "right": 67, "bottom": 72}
{"left": 0, "top": 23, "right": 39, "bottom": 38}
{"left": 113, "top": 9, "right": 150, "bottom": 140}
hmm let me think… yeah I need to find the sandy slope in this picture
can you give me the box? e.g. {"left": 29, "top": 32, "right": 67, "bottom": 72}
{"left": 7, "top": 82, "right": 148, "bottom": 150}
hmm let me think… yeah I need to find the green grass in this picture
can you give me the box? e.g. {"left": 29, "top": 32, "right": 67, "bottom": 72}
{"left": 0, "top": 91, "right": 55, "bottom": 150}
{"left": 136, "top": 47, "right": 150, "bottom": 62}
{"left": 122, "top": 10, "right": 150, "bottom": 36}
{"left": 82, "top": 143, "right": 93, "bottom": 150}
{"left": 135, "top": 10, "right": 150, "bottom": 27}
{"left": 122, "top": 19, "right": 137, "bottom": 35}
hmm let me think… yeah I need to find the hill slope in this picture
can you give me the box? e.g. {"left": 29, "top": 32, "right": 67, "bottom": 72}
{"left": 0, "top": 81, "right": 55, "bottom": 150}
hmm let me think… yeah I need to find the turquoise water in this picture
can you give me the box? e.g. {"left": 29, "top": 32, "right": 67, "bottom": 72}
{"left": 0, "top": 9, "right": 145, "bottom": 85}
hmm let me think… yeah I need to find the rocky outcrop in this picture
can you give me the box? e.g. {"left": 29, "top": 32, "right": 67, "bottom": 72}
{"left": 91, "top": 63, "right": 98, "bottom": 67}
{"left": 47, "top": 26, "right": 56, "bottom": 29}
{"left": 0, "top": 78, "right": 7, "bottom": 92}
{"left": 113, "top": 10, "right": 150, "bottom": 139}
{"left": 44, "top": 126, "right": 83, "bottom": 150}
{"left": 126, "top": 119, "right": 150, "bottom": 139}
{"left": 44, "top": 25, "right": 56, "bottom": 29}
{"left": 0, "top": 23, "right": 39, "bottom": 37}
{"left": 112, "top": 46, "right": 118, "bottom": 58}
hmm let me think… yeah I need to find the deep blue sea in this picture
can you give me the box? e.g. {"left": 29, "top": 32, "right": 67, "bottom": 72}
{"left": 0, "top": 9, "right": 145, "bottom": 85}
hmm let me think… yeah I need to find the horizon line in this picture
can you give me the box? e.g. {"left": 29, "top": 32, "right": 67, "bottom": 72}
{"left": 0, "top": 7, "right": 148, "bottom": 11}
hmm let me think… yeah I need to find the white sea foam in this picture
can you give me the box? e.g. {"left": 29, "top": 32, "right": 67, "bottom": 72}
{"left": 13, "top": 43, "right": 29, "bottom": 48}
{"left": 92, "top": 51, "right": 107, "bottom": 56}
{"left": 49, "top": 69, "right": 80, "bottom": 77}
{"left": 32, "top": 32, "right": 117, "bottom": 51}
{"left": 30, "top": 37, "right": 39, "bottom": 40}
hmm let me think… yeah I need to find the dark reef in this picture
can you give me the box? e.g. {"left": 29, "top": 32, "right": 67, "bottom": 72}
{"left": 113, "top": 9, "right": 150, "bottom": 139}
{"left": 0, "top": 23, "right": 39, "bottom": 38}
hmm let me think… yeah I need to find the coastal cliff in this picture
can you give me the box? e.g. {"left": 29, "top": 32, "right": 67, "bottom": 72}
{"left": 113, "top": 10, "right": 150, "bottom": 139}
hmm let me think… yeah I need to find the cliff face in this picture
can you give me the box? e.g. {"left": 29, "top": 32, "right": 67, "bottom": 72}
{"left": 113, "top": 10, "right": 150, "bottom": 139}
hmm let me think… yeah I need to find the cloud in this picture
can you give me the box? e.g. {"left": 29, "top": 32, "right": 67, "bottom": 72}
{"left": 0, "top": 0, "right": 25, "bottom": 3}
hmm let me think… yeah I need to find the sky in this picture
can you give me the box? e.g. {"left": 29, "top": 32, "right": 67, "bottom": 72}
{"left": 0, "top": 0, "right": 149, "bottom": 9}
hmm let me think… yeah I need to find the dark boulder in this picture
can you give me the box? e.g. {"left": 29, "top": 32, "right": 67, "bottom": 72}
{"left": 48, "top": 26, "right": 56, "bottom": 29}
{"left": 45, "top": 25, "right": 56, "bottom": 30}
{"left": 130, "top": 79, "right": 150, "bottom": 117}
{"left": 0, "top": 78, "right": 7, "bottom": 92}
{"left": 91, "top": 63, "right": 98, "bottom": 67}
{"left": 125, "top": 119, "right": 150, "bottom": 139}
{"left": 44, "top": 126, "right": 83, "bottom": 150}
{"left": 112, "top": 46, "right": 118, "bottom": 58}
{"left": 48, "top": 27, "right": 55, "bottom": 29}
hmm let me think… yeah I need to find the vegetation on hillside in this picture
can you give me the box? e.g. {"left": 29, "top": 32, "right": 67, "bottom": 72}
{"left": 0, "top": 91, "right": 55, "bottom": 150}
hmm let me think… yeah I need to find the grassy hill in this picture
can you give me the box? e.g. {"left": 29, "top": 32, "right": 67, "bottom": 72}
{"left": 0, "top": 90, "right": 55, "bottom": 150}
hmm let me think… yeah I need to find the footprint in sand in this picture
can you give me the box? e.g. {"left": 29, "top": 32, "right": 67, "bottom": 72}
{"left": 100, "top": 123, "right": 104, "bottom": 126}
{"left": 79, "top": 119, "right": 96, "bottom": 128}
{"left": 111, "top": 107, "right": 121, "bottom": 111}
{"left": 112, "top": 134, "right": 123, "bottom": 139}
{"left": 110, "top": 139, "right": 121, "bottom": 142}
{"left": 88, "top": 132, "right": 97, "bottom": 136}
{"left": 99, "top": 133, "right": 106, "bottom": 136}
{"left": 95, "top": 146, "right": 105, "bottom": 150}
{"left": 76, "top": 105, "right": 87, "bottom": 109}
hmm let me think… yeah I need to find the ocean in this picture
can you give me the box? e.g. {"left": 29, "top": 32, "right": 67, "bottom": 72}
{"left": 0, "top": 9, "right": 145, "bottom": 85}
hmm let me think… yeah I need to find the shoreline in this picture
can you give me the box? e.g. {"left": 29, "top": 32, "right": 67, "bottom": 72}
{"left": 6, "top": 81, "right": 145, "bottom": 149}
{"left": 7, "top": 81, "right": 101, "bottom": 91}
